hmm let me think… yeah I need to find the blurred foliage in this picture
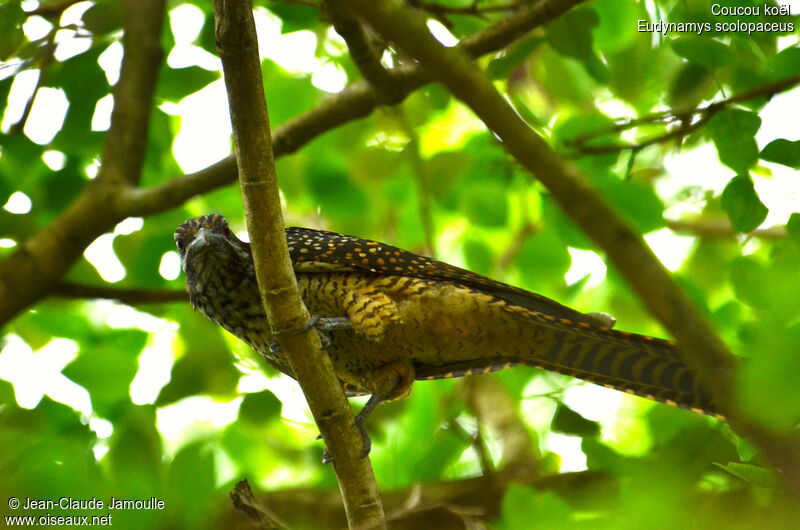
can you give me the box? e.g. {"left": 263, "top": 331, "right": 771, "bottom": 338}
{"left": 0, "top": 0, "right": 799, "bottom": 528}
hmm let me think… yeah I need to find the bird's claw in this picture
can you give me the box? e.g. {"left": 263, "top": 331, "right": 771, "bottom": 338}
{"left": 300, "top": 316, "right": 352, "bottom": 333}
{"left": 297, "top": 316, "right": 352, "bottom": 349}
{"left": 320, "top": 393, "right": 381, "bottom": 464}
{"left": 320, "top": 420, "right": 372, "bottom": 464}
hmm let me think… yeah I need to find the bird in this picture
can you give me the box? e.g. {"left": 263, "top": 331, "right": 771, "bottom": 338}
{"left": 175, "top": 214, "right": 718, "bottom": 443}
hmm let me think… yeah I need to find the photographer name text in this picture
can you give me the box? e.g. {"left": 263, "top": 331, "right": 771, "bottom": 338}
{"left": 19, "top": 496, "right": 164, "bottom": 511}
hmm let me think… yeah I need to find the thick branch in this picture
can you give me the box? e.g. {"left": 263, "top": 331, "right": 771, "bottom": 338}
{"left": 211, "top": 1, "right": 386, "bottom": 528}
{"left": 0, "top": 0, "right": 166, "bottom": 326}
{"left": 350, "top": 0, "right": 800, "bottom": 496}
{"left": 117, "top": 0, "right": 588, "bottom": 218}
{"left": 1, "top": 0, "right": 584, "bottom": 328}
{"left": 99, "top": 1, "right": 165, "bottom": 186}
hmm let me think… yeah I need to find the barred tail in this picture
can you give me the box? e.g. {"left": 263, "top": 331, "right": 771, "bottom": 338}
{"left": 416, "top": 314, "right": 720, "bottom": 418}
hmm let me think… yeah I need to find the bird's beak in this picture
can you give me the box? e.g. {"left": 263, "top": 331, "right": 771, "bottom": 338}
{"left": 187, "top": 227, "right": 212, "bottom": 255}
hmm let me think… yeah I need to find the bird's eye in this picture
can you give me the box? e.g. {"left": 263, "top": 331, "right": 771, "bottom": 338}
{"left": 222, "top": 225, "right": 232, "bottom": 237}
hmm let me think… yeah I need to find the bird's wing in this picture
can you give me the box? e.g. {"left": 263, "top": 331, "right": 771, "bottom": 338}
{"left": 286, "top": 227, "right": 609, "bottom": 326}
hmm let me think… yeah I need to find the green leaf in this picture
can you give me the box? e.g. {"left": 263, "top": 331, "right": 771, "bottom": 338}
{"left": 720, "top": 175, "right": 767, "bottom": 232}
{"left": 516, "top": 227, "right": 571, "bottom": 291}
{"left": 552, "top": 404, "right": 600, "bottom": 438}
{"left": 768, "top": 46, "right": 800, "bottom": 81}
{"left": 596, "top": 174, "right": 666, "bottom": 234}
{"left": 165, "top": 442, "right": 219, "bottom": 528}
{"left": 545, "top": 6, "right": 599, "bottom": 62}
{"left": 158, "top": 66, "right": 219, "bottom": 103}
{"left": 0, "top": 0, "right": 24, "bottom": 60}
{"left": 307, "top": 163, "right": 371, "bottom": 234}
{"left": 487, "top": 37, "right": 542, "bottom": 80}
{"left": 607, "top": 37, "right": 670, "bottom": 112}
{"left": 62, "top": 329, "right": 147, "bottom": 418}
{"left": 260, "top": 59, "right": 320, "bottom": 126}
{"left": 50, "top": 48, "right": 109, "bottom": 156}
{"left": 156, "top": 312, "right": 240, "bottom": 405}
{"left": 239, "top": 390, "right": 282, "bottom": 425}
{"left": 0, "top": 378, "right": 14, "bottom": 407}
{"left": 82, "top": 0, "right": 123, "bottom": 35}
{"left": 716, "top": 462, "right": 778, "bottom": 489}
{"left": 426, "top": 151, "right": 470, "bottom": 206}
{"left": 668, "top": 62, "right": 713, "bottom": 112}
{"left": 787, "top": 213, "right": 800, "bottom": 243}
{"left": 552, "top": 112, "right": 618, "bottom": 160}
{"left": 461, "top": 181, "right": 508, "bottom": 227}
{"left": 729, "top": 248, "right": 800, "bottom": 321}
{"left": 760, "top": 139, "right": 800, "bottom": 168}
{"left": 463, "top": 238, "right": 493, "bottom": 276}
{"left": 267, "top": 1, "right": 319, "bottom": 33}
{"left": 106, "top": 405, "right": 163, "bottom": 495}
{"left": 671, "top": 37, "right": 734, "bottom": 70}
{"left": 0, "top": 399, "right": 104, "bottom": 501}
{"left": 736, "top": 438, "right": 758, "bottom": 462}
{"left": 498, "top": 486, "right": 573, "bottom": 529}
{"left": 533, "top": 46, "right": 598, "bottom": 109}
{"left": 592, "top": 0, "right": 642, "bottom": 53}
{"left": 708, "top": 109, "right": 762, "bottom": 174}
{"left": 113, "top": 223, "right": 174, "bottom": 288}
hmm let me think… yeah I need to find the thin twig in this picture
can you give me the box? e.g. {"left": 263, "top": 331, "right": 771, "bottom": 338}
{"left": 462, "top": 376, "right": 540, "bottom": 476}
{"left": 230, "top": 480, "right": 288, "bottom": 530}
{"left": 567, "top": 75, "right": 800, "bottom": 155}
{"left": 414, "top": 0, "right": 527, "bottom": 16}
{"left": 325, "top": 0, "right": 401, "bottom": 102}
{"left": 447, "top": 419, "right": 493, "bottom": 474}
{"left": 666, "top": 218, "right": 788, "bottom": 240}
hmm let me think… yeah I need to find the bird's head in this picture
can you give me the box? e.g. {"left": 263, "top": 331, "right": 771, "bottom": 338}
{"left": 174, "top": 215, "right": 253, "bottom": 306}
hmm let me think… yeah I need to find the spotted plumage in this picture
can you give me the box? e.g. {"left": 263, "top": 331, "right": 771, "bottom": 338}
{"left": 176, "top": 214, "right": 719, "bottom": 419}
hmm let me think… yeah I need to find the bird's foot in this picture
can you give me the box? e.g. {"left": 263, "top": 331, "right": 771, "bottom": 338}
{"left": 298, "top": 316, "right": 352, "bottom": 348}
{"left": 320, "top": 399, "right": 377, "bottom": 464}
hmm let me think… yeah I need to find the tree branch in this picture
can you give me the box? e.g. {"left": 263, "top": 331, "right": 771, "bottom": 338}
{"left": 324, "top": 0, "right": 400, "bottom": 102}
{"left": 117, "top": 0, "right": 589, "bottom": 219}
{"left": 567, "top": 75, "right": 800, "bottom": 156}
{"left": 220, "top": 466, "right": 612, "bottom": 528}
{"left": 230, "top": 480, "right": 287, "bottom": 529}
{"left": 99, "top": 0, "right": 165, "bottom": 186}
{"left": 666, "top": 218, "right": 788, "bottom": 240}
{"left": 211, "top": 1, "right": 386, "bottom": 528}
{"left": 0, "top": 0, "right": 167, "bottom": 326}
{"left": 349, "top": 0, "right": 800, "bottom": 497}
{"left": 0, "top": 0, "right": 585, "bottom": 328}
